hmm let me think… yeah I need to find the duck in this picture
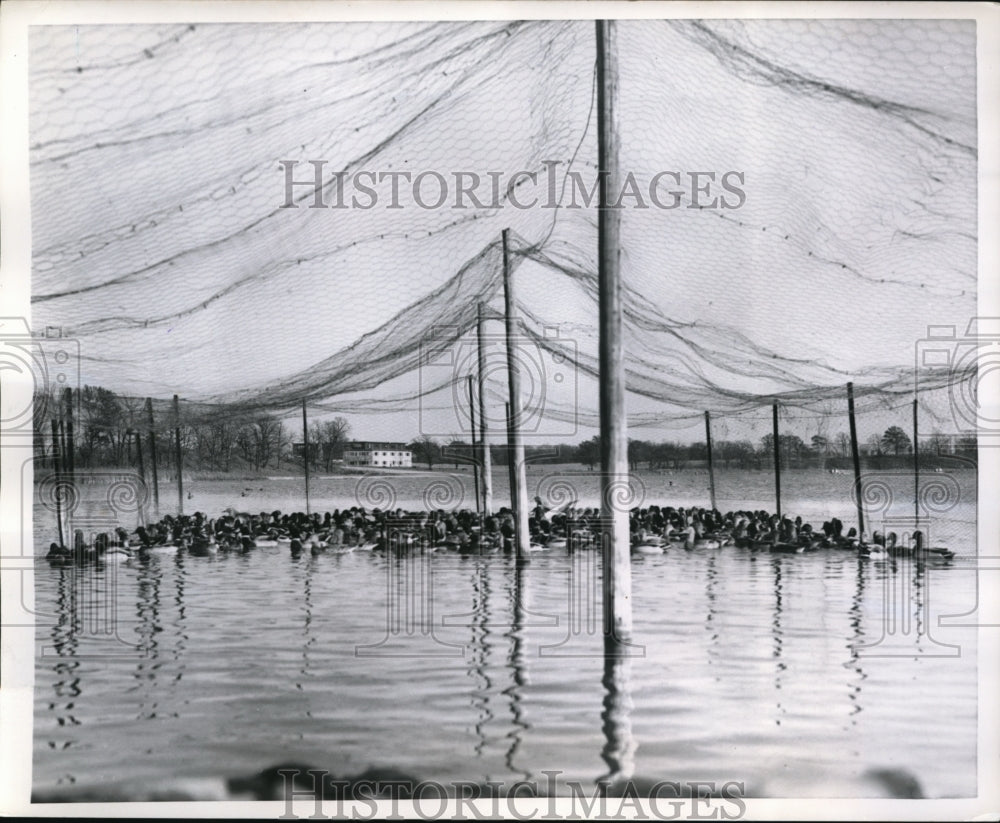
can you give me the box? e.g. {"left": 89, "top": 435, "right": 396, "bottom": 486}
{"left": 103, "top": 547, "right": 133, "bottom": 561}
{"left": 45, "top": 542, "right": 73, "bottom": 563}
{"left": 913, "top": 530, "right": 955, "bottom": 560}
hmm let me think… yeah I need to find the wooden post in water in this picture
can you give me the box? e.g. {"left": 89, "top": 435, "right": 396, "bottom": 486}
{"left": 51, "top": 418, "right": 65, "bottom": 548}
{"left": 502, "top": 229, "right": 530, "bottom": 556}
{"left": 467, "top": 375, "right": 480, "bottom": 513}
{"left": 63, "top": 388, "right": 75, "bottom": 536}
{"left": 597, "top": 18, "right": 632, "bottom": 644}
{"left": 133, "top": 428, "right": 147, "bottom": 527}
{"left": 704, "top": 410, "right": 717, "bottom": 512}
{"left": 847, "top": 382, "right": 865, "bottom": 536}
{"left": 173, "top": 394, "right": 184, "bottom": 515}
{"left": 772, "top": 402, "right": 782, "bottom": 520}
{"left": 58, "top": 417, "right": 68, "bottom": 533}
{"left": 63, "top": 388, "right": 75, "bottom": 481}
{"left": 912, "top": 396, "right": 920, "bottom": 522}
{"left": 302, "top": 400, "right": 311, "bottom": 516}
{"left": 146, "top": 398, "right": 160, "bottom": 518}
{"left": 58, "top": 418, "right": 67, "bottom": 471}
{"left": 477, "top": 303, "right": 493, "bottom": 516}
{"left": 504, "top": 401, "right": 517, "bottom": 525}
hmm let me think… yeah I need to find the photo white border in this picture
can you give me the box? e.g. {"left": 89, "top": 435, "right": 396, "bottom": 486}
{"left": 2, "top": 1, "right": 998, "bottom": 819}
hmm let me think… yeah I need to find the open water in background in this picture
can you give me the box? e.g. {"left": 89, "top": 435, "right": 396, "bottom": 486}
{"left": 31, "top": 466, "right": 980, "bottom": 798}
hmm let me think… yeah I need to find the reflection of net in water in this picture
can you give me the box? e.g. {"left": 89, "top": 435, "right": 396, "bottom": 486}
{"left": 29, "top": 20, "right": 976, "bottom": 433}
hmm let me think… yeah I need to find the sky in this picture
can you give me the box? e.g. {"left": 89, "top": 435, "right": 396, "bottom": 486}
{"left": 24, "top": 17, "right": 981, "bottom": 445}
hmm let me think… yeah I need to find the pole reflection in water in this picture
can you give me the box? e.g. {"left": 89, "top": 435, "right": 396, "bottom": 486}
{"left": 771, "top": 556, "right": 786, "bottom": 726}
{"left": 169, "top": 553, "right": 189, "bottom": 698}
{"left": 912, "top": 558, "right": 926, "bottom": 654}
{"left": 132, "top": 557, "right": 164, "bottom": 720}
{"left": 296, "top": 557, "right": 316, "bottom": 712}
{"left": 855, "top": 533, "right": 959, "bottom": 658}
{"left": 845, "top": 556, "right": 868, "bottom": 726}
{"left": 502, "top": 555, "right": 531, "bottom": 781}
{"left": 466, "top": 557, "right": 495, "bottom": 762}
{"left": 599, "top": 635, "right": 636, "bottom": 788}
{"left": 705, "top": 554, "right": 719, "bottom": 669}
{"left": 46, "top": 566, "right": 83, "bottom": 769}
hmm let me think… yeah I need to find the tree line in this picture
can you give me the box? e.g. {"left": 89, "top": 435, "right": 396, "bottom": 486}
{"left": 33, "top": 386, "right": 354, "bottom": 475}
{"left": 33, "top": 386, "right": 975, "bottom": 475}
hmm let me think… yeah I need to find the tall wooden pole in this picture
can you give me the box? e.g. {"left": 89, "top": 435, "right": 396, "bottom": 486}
{"left": 772, "top": 402, "right": 782, "bottom": 520}
{"left": 133, "top": 429, "right": 147, "bottom": 527}
{"left": 51, "top": 418, "right": 65, "bottom": 548}
{"left": 597, "top": 18, "right": 632, "bottom": 643}
{"left": 57, "top": 418, "right": 68, "bottom": 536}
{"left": 502, "top": 229, "right": 530, "bottom": 556}
{"left": 468, "top": 375, "right": 480, "bottom": 513}
{"left": 173, "top": 394, "right": 184, "bottom": 515}
{"left": 505, "top": 401, "right": 517, "bottom": 524}
{"left": 63, "top": 388, "right": 75, "bottom": 536}
{"left": 146, "top": 398, "right": 160, "bottom": 518}
{"left": 477, "top": 303, "right": 494, "bottom": 516}
{"left": 847, "top": 382, "right": 864, "bottom": 535}
{"left": 63, "top": 388, "right": 75, "bottom": 481}
{"left": 302, "top": 400, "right": 311, "bottom": 516}
{"left": 704, "top": 410, "right": 717, "bottom": 512}
{"left": 57, "top": 418, "right": 67, "bottom": 482}
{"left": 912, "top": 396, "right": 919, "bottom": 522}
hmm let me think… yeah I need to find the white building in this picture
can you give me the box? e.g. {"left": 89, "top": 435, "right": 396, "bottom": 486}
{"left": 343, "top": 441, "right": 412, "bottom": 468}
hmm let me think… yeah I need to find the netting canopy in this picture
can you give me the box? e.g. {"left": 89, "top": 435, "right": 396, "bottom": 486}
{"left": 29, "top": 19, "right": 976, "bottom": 433}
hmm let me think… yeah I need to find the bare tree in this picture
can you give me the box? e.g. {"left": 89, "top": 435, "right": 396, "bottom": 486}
{"left": 410, "top": 435, "right": 441, "bottom": 470}
{"left": 310, "top": 417, "right": 351, "bottom": 471}
{"left": 835, "top": 432, "right": 851, "bottom": 457}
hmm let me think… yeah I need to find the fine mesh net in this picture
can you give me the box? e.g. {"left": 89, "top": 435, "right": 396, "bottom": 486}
{"left": 29, "top": 19, "right": 977, "bottom": 439}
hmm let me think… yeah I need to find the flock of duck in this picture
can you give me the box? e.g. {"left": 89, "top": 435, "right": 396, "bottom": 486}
{"left": 45, "top": 498, "right": 954, "bottom": 563}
